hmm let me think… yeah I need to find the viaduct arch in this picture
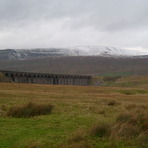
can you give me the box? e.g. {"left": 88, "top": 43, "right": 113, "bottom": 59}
{"left": 1, "top": 70, "right": 92, "bottom": 86}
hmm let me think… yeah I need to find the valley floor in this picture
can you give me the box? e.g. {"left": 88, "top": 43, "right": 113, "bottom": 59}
{"left": 0, "top": 77, "right": 148, "bottom": 148}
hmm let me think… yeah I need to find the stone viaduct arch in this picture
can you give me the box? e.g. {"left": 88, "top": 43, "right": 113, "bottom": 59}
{"left": 0, "top": 70, "right": 92, "bottom": 86}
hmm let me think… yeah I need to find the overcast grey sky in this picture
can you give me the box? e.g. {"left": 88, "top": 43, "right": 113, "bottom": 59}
{"left": 0, "top": 0, "right": 148, "bottom": 51}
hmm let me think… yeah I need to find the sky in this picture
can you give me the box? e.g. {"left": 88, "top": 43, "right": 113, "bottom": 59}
{"left": 0, "top": 0, "right": 148, "bottom": 52}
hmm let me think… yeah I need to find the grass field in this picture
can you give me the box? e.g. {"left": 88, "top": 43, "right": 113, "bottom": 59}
{"left": 0, "top": 76, "right": 148, "bottom": 148}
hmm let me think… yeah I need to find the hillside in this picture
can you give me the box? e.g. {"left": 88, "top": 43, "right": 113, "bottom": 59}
{"left": 0, "top": 46, "right": 148, "bottom": 61}
{"left": 0, "top": 56, "right": 148, "bottom": 75}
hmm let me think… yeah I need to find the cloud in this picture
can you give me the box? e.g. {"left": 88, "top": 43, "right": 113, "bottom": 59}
{"left": 0, "top": 0, "right": 148, "bottom": 51}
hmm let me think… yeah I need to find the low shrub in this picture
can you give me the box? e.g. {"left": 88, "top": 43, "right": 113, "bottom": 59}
{"left": 7, "top": 102, "right": 53, "bottom": 118}
{"left": 106, "top": 100, "right": 118, "bottom": 106}
{"left": 89, "top": 122, "right": 111, "bottom": 137}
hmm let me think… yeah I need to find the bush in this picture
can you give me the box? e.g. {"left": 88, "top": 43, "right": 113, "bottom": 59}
{"left": 7, "top": 102, "right": 53, "bottom": 118}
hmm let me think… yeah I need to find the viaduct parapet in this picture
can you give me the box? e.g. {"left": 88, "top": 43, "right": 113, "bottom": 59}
{"left": 1, "top": 70, "right": 92, "bottom": 86}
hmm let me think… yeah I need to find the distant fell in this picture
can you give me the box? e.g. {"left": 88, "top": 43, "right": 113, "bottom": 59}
{"left": 0, "top": 46, "right": 148, "bottom": 60}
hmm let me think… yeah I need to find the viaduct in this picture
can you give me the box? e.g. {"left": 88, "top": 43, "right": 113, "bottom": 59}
{"left": 0, "top": 70, "right": 92, "bottom": 86}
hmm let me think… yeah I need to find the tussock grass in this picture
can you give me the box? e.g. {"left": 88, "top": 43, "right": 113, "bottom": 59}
{"left": 89, "top": 122, "right": 111, "bottom": 137}
{"left": 111, "top": 108, "right": 148, "bottom": 140}
{"left": 86, "top": 105, "right": 148, "bottom": 147}
{"left": 100, "top": 99, "right": 120, "bottom": 106}
{"left": 68, "top": 129, "right": 86, "bottom": 142}
{"left": 125, "top": 104, "right": 147, "bottom": 110}
{"left": 111, "top": 122, "right": 140, "bottom": 139}
{"left": 116, "top": 111, "right": 148, "bottom": 130}
{"left": 116, "top": 112, "right": 137, "bottom": 124}
{"left": 7, "top": 102, "right": 53, "bottom": 118}
{"left": 0, "top": 105, "right": 7, "bottom": 117}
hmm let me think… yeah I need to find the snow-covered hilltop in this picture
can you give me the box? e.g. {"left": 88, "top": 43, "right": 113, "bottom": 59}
{"left": 0, "top": 46, "right": 148, "bottom": 60}
{"left": 68, "top": 46, "right": 148, "bottom": 56}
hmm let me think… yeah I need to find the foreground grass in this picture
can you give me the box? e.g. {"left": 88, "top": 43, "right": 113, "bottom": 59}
{"left": 0, "top": 82, "right": 148, "bottom": 148}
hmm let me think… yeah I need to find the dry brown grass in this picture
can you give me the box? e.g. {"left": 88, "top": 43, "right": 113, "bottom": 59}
{"left": 57, "top": 140, "right": 93, "bottom": 148}
{"left": 111, "top": 122, "right": 140, "bottom": 139}
{"left": 111, "top": 105, "right": 148, "bottom": 140}
{"left": 7, "top": 102, "right": 53, "bottom": 118}
{"left": 87, "top": 103, "right": 148, "bottom": 146}
{"left": 89, "top": 122, "right": 111, "bottom": 137}
{"left": 137, "top": 132, "right": 148, "bottom": 148}
{"left": 68, "top": 129, "right": 86, "bottom": 143}
{"left": 100, "top": 99, "right": 120, "bottom": 106}
{"left": 0, "top": 81, "right": 148, "bottom": 147}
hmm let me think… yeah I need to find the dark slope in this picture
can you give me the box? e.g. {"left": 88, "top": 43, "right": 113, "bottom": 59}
{"left": 0, "top": 56, "right": 148, "bottom": 75}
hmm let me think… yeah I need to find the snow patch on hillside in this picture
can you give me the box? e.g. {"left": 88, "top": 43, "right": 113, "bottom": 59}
{"left": 0, "top": 46, "right": 148, "bottom": 60}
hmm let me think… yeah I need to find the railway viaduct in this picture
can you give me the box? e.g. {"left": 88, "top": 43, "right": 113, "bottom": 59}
{"left": 1, "top": 70, "right": 92, "bottom": 86}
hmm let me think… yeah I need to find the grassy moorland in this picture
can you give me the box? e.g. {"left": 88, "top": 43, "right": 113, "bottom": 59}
{"left": 0, "top": 76, "right": 148, "bottom": 148}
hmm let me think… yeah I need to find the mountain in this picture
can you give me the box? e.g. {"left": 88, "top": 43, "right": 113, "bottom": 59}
{"left": 0, "top": 46, "right": 148, "bottom": 60}
{"left": 0, "top": 46, "right": 147, "bottom": 76}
